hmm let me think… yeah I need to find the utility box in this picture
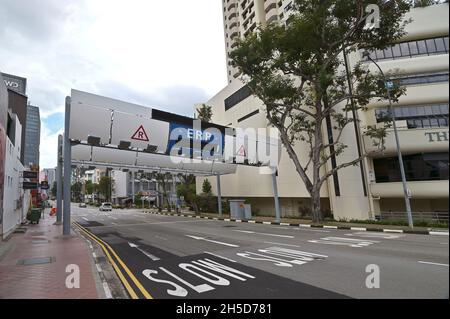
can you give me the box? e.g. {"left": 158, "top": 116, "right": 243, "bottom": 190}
{"left": 229, "top": 199, "right": 245, "bottom": 219}
{"left": 244, "top": 204, "right": 252, "bottom": 220}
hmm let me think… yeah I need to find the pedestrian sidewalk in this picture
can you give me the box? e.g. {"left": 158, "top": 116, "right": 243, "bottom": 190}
{"left": 0, "top": 211, "right": 100, "bottom": 299}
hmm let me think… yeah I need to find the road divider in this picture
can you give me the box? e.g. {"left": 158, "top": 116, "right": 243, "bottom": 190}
{"left": 143, "top": 210, "right": 448, "bottom": 236}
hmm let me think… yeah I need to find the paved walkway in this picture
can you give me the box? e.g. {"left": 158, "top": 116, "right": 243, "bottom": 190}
{"left": 0, "top": 211, "right": 99, "bottom": 299}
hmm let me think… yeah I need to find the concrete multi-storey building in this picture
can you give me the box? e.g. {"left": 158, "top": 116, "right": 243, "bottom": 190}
{"left": 23, "top": 105, "right": 40, "bottom": 167}
{"left": 222, "top": 0, "right": 293, "bottom": 82}
{"left": 199, "top": 3, "right": 449, "bottom": 220}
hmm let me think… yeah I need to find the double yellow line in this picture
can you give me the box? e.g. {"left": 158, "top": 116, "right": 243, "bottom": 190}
{"left": 72, "top": 221, "right": 153, "bottom": 299}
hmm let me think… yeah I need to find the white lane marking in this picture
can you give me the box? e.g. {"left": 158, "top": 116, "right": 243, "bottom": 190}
{"left": 95, "top": 264, "right": 102, "bottom": 272}
{"left": 346, "top": 232, "right": 402, "bottom": 239}
{"left": 185, "top": 235, "right": 239, "bottom": 247}
{"left": 102, "top": 282, "right": 113, "bottom": 299}
{"left": 308, "top": 237, "right": 378, "bottom": 248}
{"left": 430, "top": 231, "right": 449, "bottom": 236}
{"left": 262, "top": 221, "right": 272, "bottom": 225}
{"left": 280, "top": 223, "right": 291, "bottom": 226}
{"left": 224, "top": 218, "right": 231, "bottom": 221}
{"left": 299, "top": 224, "right": 311, "bottom": 228}
{"left": 92, "top": 252, "right": 97, "bottom": 258}
{"left": 248, "top": 220, "right": 256, "bottom": 223}
{"left": 418, "top": 261, "right": 449, "bottom": 267}
{"left": 204, "top": 251, "right": 237, "bottom": 263}
{"left": 263, "top": 241, "right": 301, "bottom": 248}
{"left": 383, "top": 229, "right": 403, "bottom": 233}
{"left": 350, "top": 227, "right": 367, "bottom": 231}
{"left": 82, "top": 217, "right": 89, "bottom": 221}
{"left": 323, "top": 225, "right": 338, "bottom": 229}
{"left": 233, "top": 230, "right": 294, "bottom": 238}
{"left": 128, "top": 242, "right": 160, "bottom": 261}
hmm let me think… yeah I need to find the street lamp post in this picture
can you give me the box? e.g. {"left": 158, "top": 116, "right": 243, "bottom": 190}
{"left": 364, "top": 52, "right": 414, "bottom": 228}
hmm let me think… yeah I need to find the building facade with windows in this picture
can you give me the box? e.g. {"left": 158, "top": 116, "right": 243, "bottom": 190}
{"left": 222, "top": 0, "right": 294, "bottom": 82}
{"left": 198, "top": 3, "right": 449, "bottom": 220}
{"left": 23, "top": 105, "right": 40, "bottom": 167}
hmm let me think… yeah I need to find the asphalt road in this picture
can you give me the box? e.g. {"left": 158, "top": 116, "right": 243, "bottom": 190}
{"left": 72, "top": 205, "right": 449, "bottom": 299}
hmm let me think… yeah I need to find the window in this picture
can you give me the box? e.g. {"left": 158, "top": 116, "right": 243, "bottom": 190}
{"left": 361, "top": 36, "right": 449, "bottom": 62}
{"left": 396, "top": 73, "right": 449, "bottom": 86}
{"left": 374, "top": 153, "right": 449, "bottom": 183}
{"left": 224, "top": 85, "right": 252, "bottom": 111}
{"left": 375, "top": 103, "right": 449, "bottom": 129}
{"left": 237, "top": 109, "right": 259, "bottom": 122}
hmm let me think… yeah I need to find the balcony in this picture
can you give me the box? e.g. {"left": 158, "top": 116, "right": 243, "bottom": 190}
{"left": 370, "top": 180, "right": 449, "bottom": 199}
{"left": 364, "top": 126, "right": 449, "bottom": 157}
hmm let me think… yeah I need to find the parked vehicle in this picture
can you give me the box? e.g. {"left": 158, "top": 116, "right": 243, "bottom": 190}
{"left": 79, "top": 202, "right": 87, "bottom": 208}
{"left": 99, "top": 202, "right": 112, "bottom": 211}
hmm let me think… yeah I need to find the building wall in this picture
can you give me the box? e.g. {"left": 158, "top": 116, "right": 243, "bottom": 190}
{"left": 202, "top": 3, "right": 449, "bottom": 220}
{"left": 2, "top": 114, "right": 28, "bottom": 239}
{"left": 0, "top": 74, "right": 8, "bottom": 237}
{"left": 7, "top": 89, "right": 27, "bottom": 164}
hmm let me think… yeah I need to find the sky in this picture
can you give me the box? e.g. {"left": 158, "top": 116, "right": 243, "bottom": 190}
{"left": 0, "top": 0, "right": 228, "bottom": 169}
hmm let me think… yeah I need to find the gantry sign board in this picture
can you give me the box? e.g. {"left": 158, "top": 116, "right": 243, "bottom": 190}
{"left": 69, "top": 89, "right": 280, "bottom": 176}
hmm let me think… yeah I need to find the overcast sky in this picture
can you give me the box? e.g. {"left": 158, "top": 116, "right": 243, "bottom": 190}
{"left": 0, "top": 0, "right": 228, "bottom": 169}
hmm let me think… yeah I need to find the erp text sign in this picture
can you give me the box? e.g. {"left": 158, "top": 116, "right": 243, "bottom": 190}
{"left": 167, "top": 122, "right": 225, "bottom": 159}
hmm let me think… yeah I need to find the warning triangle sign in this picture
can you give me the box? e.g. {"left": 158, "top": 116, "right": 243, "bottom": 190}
{"left": 131, "top": 125, "right": 149, "bottom": 141}
{"left": 236, "top": 145, "right": 246, "bottom": 157}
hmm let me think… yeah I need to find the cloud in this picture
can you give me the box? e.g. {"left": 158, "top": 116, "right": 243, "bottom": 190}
{"left": 1, "top": 0, "right": 228, "bottom": 168}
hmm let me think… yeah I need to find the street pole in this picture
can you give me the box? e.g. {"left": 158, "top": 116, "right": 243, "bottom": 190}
{"left": 131, "top": 171, "right": 135, "bottom": 205}
{"left": 216, "top": 173, "right": 222, "bottom": 217}
{"left": 63, "top": 96, "right": 72, "bottom": 235}
{"left": 271, "top": 169, "right": 281, "bottom": 223}
{"left": 366, "top": 54, "right": 414, "bottom": 228}
{"left": 55, "top": 134, "right": 63, "bottom": 225}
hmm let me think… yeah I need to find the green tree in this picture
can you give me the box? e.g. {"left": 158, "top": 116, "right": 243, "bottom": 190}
{"left": 51, "top": 181, "right": 57, "bottom": 197}
{"left": 202, "top": 178, "right": 212, "bottom": 195}
{"left": 196, "top": 104, "right": 213, "bottom": 122}
{"left": 230, "top": 0, "right": 410, "bottom": 222}
{"left": 98, "top": 176, "right": 112, "bottom": 202}
{"left": 177, "top": 174, "right": 199, "bottom": 214}
{"left": 71, "top": 181, "right": 82, "bottom": 202}
{"left": 152, "top": 172, "right": 173, "bottom": 212}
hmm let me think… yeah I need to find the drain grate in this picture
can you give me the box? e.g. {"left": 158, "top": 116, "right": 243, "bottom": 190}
{"left": 17, "top": 257, "right": 55, "bottom": 265}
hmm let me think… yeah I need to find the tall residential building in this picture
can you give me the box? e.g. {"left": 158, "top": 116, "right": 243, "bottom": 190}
{"left": 23, "top": 105, "right": 40, "bottom": 167}
{"left": 222, "top": 0, "right": 293, "bottom": 82}
{"left": 198, "top": 3, "right": 449, "bottom": 220}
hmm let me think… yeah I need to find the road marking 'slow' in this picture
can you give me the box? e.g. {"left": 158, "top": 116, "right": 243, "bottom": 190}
{"left": 418, "top": 261, "right": 449, "bottom": 267}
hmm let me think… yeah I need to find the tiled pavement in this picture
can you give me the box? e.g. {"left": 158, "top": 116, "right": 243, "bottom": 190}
{"left": 0, "top": 212, "right": 99, "bottom": 299}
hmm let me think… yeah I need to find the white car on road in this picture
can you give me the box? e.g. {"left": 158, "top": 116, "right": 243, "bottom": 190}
{"left": 99, "top": 202, "right": 112, "bottom": 211}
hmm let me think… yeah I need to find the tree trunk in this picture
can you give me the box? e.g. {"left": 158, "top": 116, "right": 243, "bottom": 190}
{"left": 311, "top": 189, "right": 322, "bottom": 223}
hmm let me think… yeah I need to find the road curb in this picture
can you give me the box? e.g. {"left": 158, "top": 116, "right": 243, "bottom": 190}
{"left": 143, "top": 211, "right": 449, "bottom": 236}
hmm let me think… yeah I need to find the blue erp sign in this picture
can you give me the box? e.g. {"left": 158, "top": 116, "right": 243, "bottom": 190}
{"left": 167, "top": 122, "right": 224, "bottom": 160}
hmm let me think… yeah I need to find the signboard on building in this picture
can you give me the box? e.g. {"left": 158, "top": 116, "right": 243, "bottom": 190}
{"left": 1, "top": 73, "right": 27, "bottom": 95}
{"left": 22, "top": 181, "right": 38, "bottom": 189}
{"left": 23, "top": 171, "right": 38, "bottom": 179}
